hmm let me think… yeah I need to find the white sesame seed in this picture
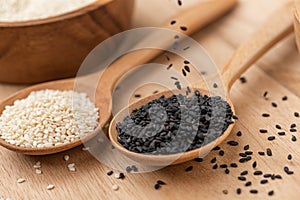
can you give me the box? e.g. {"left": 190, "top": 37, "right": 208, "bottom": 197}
{"left": 63, "top": 155, "right": 70, "bottom": 161}
{"left": 46, "top": 184, "right": 55, "bottom": 190}
{"left": 35, "top": 169, "right": 42, "bottom": 174}
{"left": 67, "top": 163, "right": 75, "bottom": 168}
{"left": 17, "top": 178, "right": 26, "bottom": 183}
{"left": 0, "top": 90, "right": 99, "bottom": 148}
{"left": 82, "top": 147, "right": 90, "bottom": 151}
{"left": 112, "top": 184, "right": 119, "bottom": 191}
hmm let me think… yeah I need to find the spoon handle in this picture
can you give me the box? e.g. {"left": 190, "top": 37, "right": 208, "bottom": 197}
{"left": 221, "top": 1, "right": 294, "bottom": 91}
{"left": 97, "top": 0, "right": 237, "bottom": 125}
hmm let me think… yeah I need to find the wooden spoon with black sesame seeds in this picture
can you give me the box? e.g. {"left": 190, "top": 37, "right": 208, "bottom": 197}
{"left": 109, "top": 2, "right": 294, "bottom": 166}
{"left": 0, "top": 0, "right": 238, "bottom": 155}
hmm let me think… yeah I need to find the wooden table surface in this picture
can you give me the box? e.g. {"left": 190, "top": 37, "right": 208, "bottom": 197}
{"left": 0, "top": 0, "right": 299, "bottom": 199}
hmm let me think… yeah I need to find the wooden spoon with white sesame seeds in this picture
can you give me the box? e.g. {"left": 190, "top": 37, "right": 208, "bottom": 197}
{"left": 0, "top": 0, "right": 238, "bottom": 155}
{"left": 109, "top": 2, "right": 294, "bottom": 166}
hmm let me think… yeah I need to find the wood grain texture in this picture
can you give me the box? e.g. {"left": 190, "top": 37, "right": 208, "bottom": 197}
{"left": 0, "top": 0, "right": 134, "bottom": 84}
{"left": 0, "top": 0, "right": 299, "bottom": 199}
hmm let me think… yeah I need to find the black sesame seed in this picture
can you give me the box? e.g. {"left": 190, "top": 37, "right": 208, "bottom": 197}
{"left": 271, "top": 174, "right": 276, "bottom": 180}
{"left": 268, "top": 136, "right": 276, "bottom": 141}
{"left": 213, "top": 146, "right": 221, "bottom": 151}
{"left": 259, "top": 129, "right": 268, "bottom": 133}
{"left": 167, "top": 63, "right": 173, "bottom": 70}
{"left": 222, "top": 190, "right": 228, "bottom": 195}
{"left": 258, "top": 151, "right": 265, "bottom": 156}
{"left": 170, "top": 76, "right": 178, "bottom": 80}
{"left": 245, "top": 151, "right": 253, "bottom": 155}
{"left": 291, "top": 135, "right": 297, "bottom": 142}
{"left": 183, "top": 46, "right": 190, "bottom": 51}
{"left": 266, "top": 148, "right": 272, "bottom": 156}
{"left": 239, "top": 77, "right": 247, "bottom": 83}
{"left": 126, "top": 166, "right": 132, "bottom": 173}
{"left": 194, "top": 157, "right": 203, "bottom": 162}
{"left": 154, "top": 183, "right": 161, "bottom": 190}
{"left": 250, "top": 190, "right": 258, "bottom": 194}
{"left": 182, "top": 69, "right": 187, "bottom": 76}
{"left": 284, "top": 166, "right": 294, "bottom": 175}
{"left": 239, "top": 158, "right": 248, "bottom": 163}
{"left": 237, "top": 188, "right": 242, "bottom": 195}
{"left": 262, "top": 113, "right": 270, "bottom": 117}
{"left": 238, "top": 176, "right": 246, "bottom": 181}
{"left": 170, "top": 20, "right": 176, "bottom": 25}
{"left": 134, "top": 94, "right": 141, "bottom": 98}
{"left": 220, "top": 164, "right": 228, "bottom": 168}
{"left": 165, "top": 54, "right": 170, "bottom": 61}
{"left": 180, "top": 26, "right": 188, "bottom": 31}
{"left": 275, "top": 124, "right": 282, "bottom": 129}
{"left": 225, "top": 168, "right": 230, "bottom": 174}
{"left": 271, "top": 102, "right": 277, "bottom": 107}
{"left": 232, "top": 115, "right": 238, "bottom": 120}
{"left": 219, "top": 150, "right": 225, "bottom": 156}
{"left": 107, "top": 170, "right": 113, "bottom": 176}
{"left": 244, "top": 145, "right": 250, "bottom": 150}
{"left": 213, "top": 83, "right": 218, "bottom": 88}
{"left": 227, "top": 141, "right": 239, "bottom": 146}
{"left": 268, "top": 190, "right": 274, "bottom": 196}
{"left": 184, "top": 65, "right": 190, "bottom": 72}
{"left": 245, "top": 181, "right": 252, "bottom": 187}
{"left": 290, "top": 124, "right": 296, "bottom": 128}
{"left": 237, "top": 131, "right": 242, "bottom": 137}
{"left": 157, "top": 180, "right": 166, "bottom": 185}
{"left": 288, "top": 154, "right": 292, "bottom": 160}
{"left": 260, "top": 179, "right": 268, "bottom": 184}
{"left": 282, "top": 96, "right": 288, "bottom": 101}
{"left": 212, "top": 164, "right": 218, "bottom": 169}
{"left": 153, "top": 90, "right": 159, "bottom": 94}
{"left": 185, "top": 166, "right": 193, "bottom": 172}
{"left": 119, "top": 173, "right": 125, "bottom": 179}
{"left": 263, "top": 91, "right": 268, "bottom": 98}
{"left": 211, "top": 157, "right": 217, "bottom": 163}
{"left": 184, "top": 60, "right": 190, "bottom": 64}
{"left": 230, "top": 163, "right": 238, "bottom": 168}
{"left": 275, "top": 174, "right": 282, "bottom": 179}
{"left": 263, "top": 173, "right": 272, "bottom": 178}
{"left": 295, "top": 112, "right": 299, "bottom": 117}
{"left": 174, "top": 35, "right": 179, "bottom": 39}
{"left": 177, "top": 0, "right": 182, "bottom": 6}
{"left": 278, "top": 131, "right": 286, "bottom": 136}
{"left": 252, "top": 161, "right": 257, "bottom": 168}
{"left": 254, "top": 171, "right": 263, "bottom": 175}
{"left": 239, "top": 153, "right": 247, "bottom": 157}
{"left": 290, "top": 128, "right": 297, "bottom": 132}
{"left": 240, "top": 170, "right": 248, "bottom": 176}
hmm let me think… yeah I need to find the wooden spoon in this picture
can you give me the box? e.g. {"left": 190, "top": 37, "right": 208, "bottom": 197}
{"left": 0, "top": 0, "right": 238, "bottom": 155}
{"left": 109, "top": 2, "right": 294, "bottom": 166}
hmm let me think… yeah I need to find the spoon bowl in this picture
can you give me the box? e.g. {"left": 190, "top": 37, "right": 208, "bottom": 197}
{"left": 108, "top": 2, "right": 294, "bottom": 166}
{"left": 109, "top": 88, "right": 235, "bottom": 166}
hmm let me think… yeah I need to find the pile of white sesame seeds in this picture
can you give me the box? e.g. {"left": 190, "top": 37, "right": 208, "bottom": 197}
{"left": 0, "top": 89, "right": 98, "bottom": 148}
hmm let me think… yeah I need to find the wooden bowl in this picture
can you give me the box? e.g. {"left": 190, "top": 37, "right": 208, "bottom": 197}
{"left": 0, "top": 0, "right": 134, "bottom": 84}
{"left": 294, "top": 0, "right": 300, "bottom": 52}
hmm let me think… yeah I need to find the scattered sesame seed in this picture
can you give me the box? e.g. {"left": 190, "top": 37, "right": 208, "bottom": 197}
{"left": 63, "top": 155, "right": 70, "bottom": 161}
{"left": 291, "top": 135, "right": 297, "bottom": 142}
{"left": 35, "top": 169, "right": 42, "bottom": 175}
{"left": 225, "top": 168, "right": 230, "bottom": 174}
{"left": 268, "top": 190, "right": 274, "bottom": 196}
{"left": 258, "top": 151, "right": 265, "bottom": 156}
{"left": 17, "top": 178, "right": 26, "bottom": 184}
{"left": 259, "top": 129, "right": 268, "bottom": 133}
{"left": 222, "top": 190, "right": 228, "bottom": 195}
{"left": 167, "top": 64, "right": 173, "bottom": 70}
{"left": 271, "top": 102, "right": 277, "bottom": 107}
{"left": 180, "top": 26, "right": 187, "bottom": 31}
{"left": 184, "top": 65, "right": 190, "bottom": 72}
{"left": 236, "top": 131, "right": 242, "bottom": 137}
{"left": 266, "top": 148, "right": 272, "bottom": 156}
{"left": 244, "top": 145, "right": 250, "bottom": 150}
{"left": 170, "top": 20, "right": 176, "bottom": 25}
{"left": 245, "top": 181, "right": 252, "bottom": 187}
{"left": 210, "top": 157, "right": 217, "bottom": 163}
{"left": 46, "top": 184, "right": 55, "bottom": 190}
{"left": 107, "top": 170, "right": 113, "bottom": 176}
{"left": 254, "top": 171, "right": 263, "bottom": 175}
{"left": 282, "top": 96, "right": 288, "bottom": 101}
{"left": 219, "top": 150, "right": 225, "bottom": 156}
{"left": 267, "top": 136, "right": 276, "bottom": 141}
{"left": 237, "top": 188, "right": 242, "bottom": 195}
{"left": 154, "top": 183, "right": 161, "bottom": 190}
{"left": 288, "top": 154, "right": 292, "bottom": 160}
{"left": 238, "top": 176, "right": 246, "bottom": 181}
{"left": 157, "top": 180, "right": 166, "bottom": 185}
{"left": 220, "top": 164, "right": 228, "bottom": 168}
{"left": 213, "top": 83, "right": 218, "bottom": 88}
{"left": 239, "top": 77, "right": 247, "bottom": 83}
{"left": 294, "top": 112, "right": 299, "bottom": 117}
{"left": 212, "top": 164, "right": 218, "bottom": 169}
{"left": 134, "top": 94, "right": 141, "bottom": 98}
{"left": 263, "top": 91, "right": 268, "bottom": 98}
{"left": 275, "top": 124, "right": 282, "bottom": 129}
{"left": 240, "top": 171, "right": 248, "bottom": 176}
{"left": 284, "top": 166, "right": 294, "bottom": 175}
{"left": 278, "top": 131, "right": 286, "bottom": 136}
{"left": 194, "top": 158, "right": 203, "bottom": 162}
{"left": 112, "top": 184, "right": 119, "bottom": 191}
{"left": 252, "top": 161, "right": 257, "bottom": 168}
{"left": 250, "top": 189, "right": 258, "bottom": 194}
{"left": 227, "top": 141, "right": 239, "bottom": 146}
{"left": 185, "top": 166, "right": 193, "bottom": 172}
{"left": 230, "top": 163, "right": 238, "bottom": 168}
{"left": 262, "top": 113, "right": 270, "bottom": 117}
{"left": 260, "top": 179, "right": 268, "bottom": 184}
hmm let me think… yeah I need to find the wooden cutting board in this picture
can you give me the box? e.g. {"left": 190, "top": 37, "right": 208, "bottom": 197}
{"left": 0, "top": 0, "right": 299, "bottom": 199}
